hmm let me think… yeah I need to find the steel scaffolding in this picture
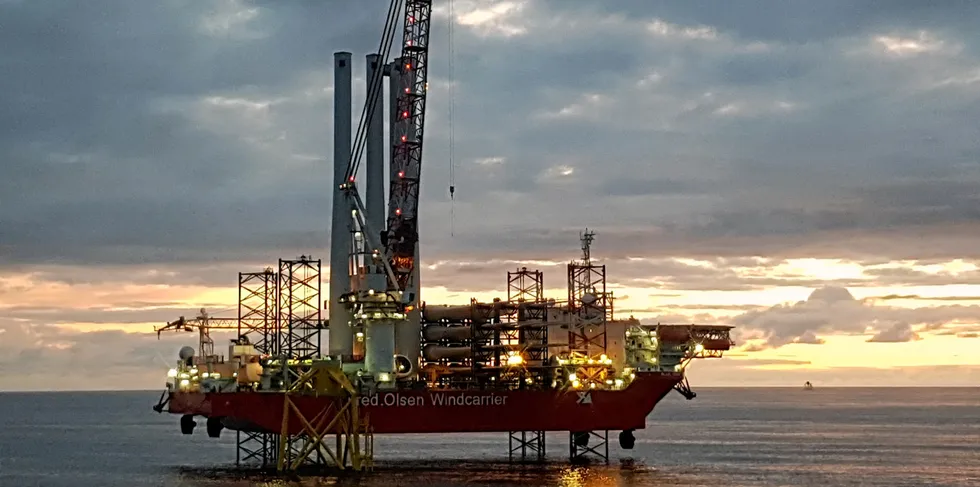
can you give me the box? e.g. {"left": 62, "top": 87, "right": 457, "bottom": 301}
{"left": 236, "top": 268, "right": 280, "bottom": 468}
{"left": 506, "top": 267, "right": 547, "bottom": 461}
{"left": 278, "top": 256, "right": 322, "bottom": 362}
{"left": 239, "top": 268, "right": 279, "bottom": 355}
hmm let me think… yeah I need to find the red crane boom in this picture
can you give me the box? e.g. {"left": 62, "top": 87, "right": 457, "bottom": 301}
{"left": 385, "top": 0, "right": 432, "bottom": 298}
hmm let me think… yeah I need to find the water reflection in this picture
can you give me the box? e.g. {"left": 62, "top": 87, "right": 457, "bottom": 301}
{"left": 175, "top": 459, "right": 677, "bottom": 487}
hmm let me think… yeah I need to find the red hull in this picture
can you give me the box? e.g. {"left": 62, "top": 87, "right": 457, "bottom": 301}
{"left": 169, "top": 372, "right": 682, "bottom": 435}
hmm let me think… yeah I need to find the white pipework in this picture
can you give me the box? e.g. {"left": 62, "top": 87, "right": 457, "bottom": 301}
{"left": 364, "top": 320, "right": 396, "bottom": 384}
{"left": 423, "top": 344, "right": 472, "bottom": 361}
{"left": 361, "top": 54, "right": 396, "bottom": 385}
{"left": 422, "top": 325, "right": 472, "bottom": 342}
{"left": 329, "top": 51, "right": 354, "bottom": 357}
{"left": 365, "top": 53, "right": 386, "bottom": 287}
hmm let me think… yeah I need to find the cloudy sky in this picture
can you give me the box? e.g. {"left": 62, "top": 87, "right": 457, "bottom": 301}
{"left": 2, "top": 0, "right": 979, "bottom": 390}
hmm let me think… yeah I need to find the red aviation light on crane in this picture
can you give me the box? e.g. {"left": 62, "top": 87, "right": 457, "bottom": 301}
{"left": 393, "top": 256, "right": 413, "bottom": 271}
{"left": 402, "top": 111, "right": 410, "bottom": 119}
{"left": 349, "top": 176, "right": 355, "bottom": 182}
{"left": 405, "top": 63, "right": 412, "bottom": 71}
{"left": 400, "top": 135, "right": 407, "bottom": 143}
{"left": 398, "top": 170, "right": 405, "bottom": 178}
{"left": 395, "top": 208, "right": 402, "bottom": 216}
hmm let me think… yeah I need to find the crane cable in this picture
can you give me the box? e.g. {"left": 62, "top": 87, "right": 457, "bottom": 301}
{"left": 344, "top": 0, "right": 403, "bottom": 183}
{"left": 448, "top": 0, "right": 457, "bottom": 237}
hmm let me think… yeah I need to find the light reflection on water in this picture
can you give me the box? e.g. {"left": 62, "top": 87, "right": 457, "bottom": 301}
{"left": 0, "top": 388, "right": 977, "bottom": 487}
{"left": 175, "top": 460, "right": 676, "bottom": 487}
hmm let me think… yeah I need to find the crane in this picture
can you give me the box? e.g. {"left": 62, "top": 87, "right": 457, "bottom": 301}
{"left": 155, "top": 308, "right": 241, "bottom": 364}
{"left": 340, "top": 0, "right": 433, "bottom": 310}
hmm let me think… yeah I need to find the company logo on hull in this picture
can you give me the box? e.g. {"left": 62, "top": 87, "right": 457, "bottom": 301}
{"left": 360, "top": 392, "right": 508, "bottom": 407}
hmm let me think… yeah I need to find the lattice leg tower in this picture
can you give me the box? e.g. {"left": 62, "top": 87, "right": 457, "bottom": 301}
{"left": 566, "top": 234, "right": 611, "bottom": 388}
{"left": 239, "top": 269, "right": 278, "bottom": 356}
{"left": 237, "top": 268, "right": 280, "bottom": 468}
{"left": 276, "top": 365, "right": 373, "bottom": 473}
{"left": 236, "top": 431, "right": 279, "bottom": 469}
{"left": 278, "top": 257, "right": 322, "bottom": 375}
{"left": 569, "top": 430, "right": 609, "bottom": 464}
{"left": 509, "top": 430, "right": 546, "bottom": 462}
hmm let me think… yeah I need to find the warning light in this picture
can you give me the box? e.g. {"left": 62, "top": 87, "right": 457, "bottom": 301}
{"left": 405, "top": 63, "right": 412, "bottom": 70}
{"left": 398, "top": 171, "right": 405, "bottom": 178}
{"left": 349, "top": 176, "right": 355, "bottom": 182}
{"left": 395, "top": 208, "right": 402, "bottom": 215}
{"left": 405, "top": 305, "right": 415, "bottom": 312}
{"left": 405, "top": 87, "right": 410, "bottom": 93}
{"left": 400, "top": 135, "right": 407, "bottom": 142}
{"left": 402, "top": 111, "right": 409, "bottom": 119}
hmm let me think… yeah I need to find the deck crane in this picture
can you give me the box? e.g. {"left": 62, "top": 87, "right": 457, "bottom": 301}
{"left": 340, "top": 0, "right": 431, "bottom": 305}
{"left": 334, "top": 0, "right": 433, "bottom": 388}
{"left": 154, "top": 309, "right": 241, "bottom": 365}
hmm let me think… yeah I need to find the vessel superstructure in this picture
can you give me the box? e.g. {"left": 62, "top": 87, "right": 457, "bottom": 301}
{"left": 154, "top": 249, "right": 733, "bottom": 469}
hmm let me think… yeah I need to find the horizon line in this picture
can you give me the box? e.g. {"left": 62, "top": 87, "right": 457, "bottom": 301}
{"left": 1, "top": 385, "right": 977, "bottom": 394}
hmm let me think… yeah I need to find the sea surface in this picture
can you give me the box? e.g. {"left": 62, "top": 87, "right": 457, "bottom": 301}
{"left": 0, "top": 387, "right": 976, "bottom": 487}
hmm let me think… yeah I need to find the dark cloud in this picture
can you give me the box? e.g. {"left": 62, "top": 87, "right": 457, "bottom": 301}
{"left": 2, "top": 0, "right": 980, "bottom": 268}
{"left": 2, "top": 1, "right": 980, "bottom": 387}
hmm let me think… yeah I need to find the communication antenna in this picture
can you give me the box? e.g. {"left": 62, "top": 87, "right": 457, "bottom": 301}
{"left": 580, "top": 229, "right": 596, "bottom": 264}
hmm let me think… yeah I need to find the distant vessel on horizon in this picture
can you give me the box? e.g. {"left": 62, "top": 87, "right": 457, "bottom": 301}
{"left": 804, "top": 381, "right": 814, "bottom": 390}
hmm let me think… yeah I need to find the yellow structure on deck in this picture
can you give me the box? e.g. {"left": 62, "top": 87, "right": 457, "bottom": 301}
{"left": 277, "top": 361, "right": 373, "bottom": 472}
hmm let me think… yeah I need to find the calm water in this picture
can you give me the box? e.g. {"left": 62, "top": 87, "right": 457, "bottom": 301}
{"left": 0, "top": 388, "right": 976, "bottom": 487}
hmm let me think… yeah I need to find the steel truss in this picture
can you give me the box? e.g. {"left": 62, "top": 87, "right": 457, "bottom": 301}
{"left": 236, "top": 431, "right": 279, "bottom": 469}
{"left": 277, "top": 364, "right": 373, "bottom": 473}
{"left": 567, "top": 262, "right": 609, "bottom": 356}
{"left": 239, "top": 269, "right": 278, "bottom": 355}
{"left": 508, "top": 268, "right": 549, "bottom": 387}
{"left": 569, "top": 430, "right": 609, "bottom": 464}
{"left": 385, "top": 0, "right": 433, "bottom": 293}
{"left": 235, "top": 269, "right": 280, "bottom": 468}
{"left": 470, "top": 299, "right": 503, "bottom": 386}
{"left": 566, "top": 231, "right": 612, "bottom": 386}
{"left": 278, "top": 257, "right": 322, "bottom": 363}
{"left": 508, "top": 267, "right": 543, "bottom": 303}
{"left": 509, "top": 430, "right": 545, "bottom": 462}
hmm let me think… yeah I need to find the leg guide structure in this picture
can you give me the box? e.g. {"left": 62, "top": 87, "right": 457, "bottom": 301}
{"left": 236, "top": 431, "right": 278, "bottom": 468}
{"left": 569, "top": 430, "right": 609, "bottom": 464}
{"left": 275, "top": 365, "right": 374, "bottom": 473}
{"left": 508, "top": 430, "right": 546, "bottom": 462}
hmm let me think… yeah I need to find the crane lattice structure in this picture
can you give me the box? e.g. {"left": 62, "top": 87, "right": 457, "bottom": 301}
{"left": 155, "top": 309, "right": 240, "bottom": 365}
{"left": 340, "top": 0, "right": 432, "bottom": 309}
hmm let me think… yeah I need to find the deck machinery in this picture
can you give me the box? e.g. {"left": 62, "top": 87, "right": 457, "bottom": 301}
{"left": 152, "top": 0, "right": 735, "bottom": 473}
